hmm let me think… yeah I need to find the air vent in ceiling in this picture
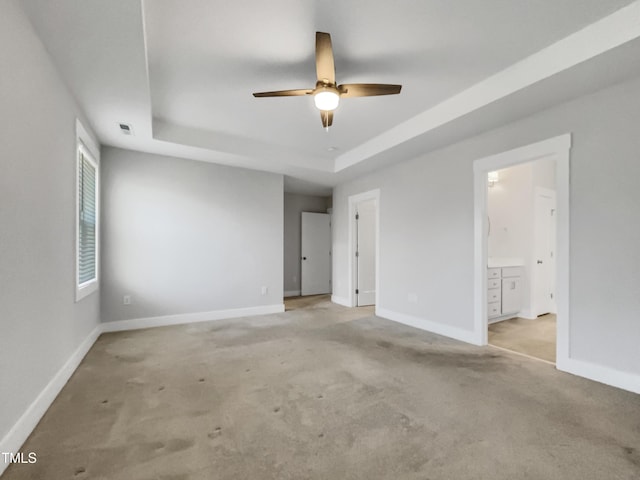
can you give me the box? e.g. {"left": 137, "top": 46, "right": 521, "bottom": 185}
{"left": 119, "top": 123, "right": 133, "bottom": 135}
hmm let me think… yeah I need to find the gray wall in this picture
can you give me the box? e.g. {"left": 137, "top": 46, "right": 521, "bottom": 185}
{"left": 333, "top": 75, "right": 640, "bottom": 377}
{"left": 100, "top": 148, "right": 284, "bottom": 322}
{"left": 0, "top": 0, "right": 100, "bottom": 442}
{"left": 283, "top": 193, "right": 331, "bottom": 294}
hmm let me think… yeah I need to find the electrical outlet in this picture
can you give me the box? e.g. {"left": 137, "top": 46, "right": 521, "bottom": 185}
{"left": 123, "top": 295, "right": 132, "bottom": 305}
{"left": 261, "top": 286, "right": 268, "bottom": 295}
{"left": 407, "top": 293, "right": 418, "bottom": 304}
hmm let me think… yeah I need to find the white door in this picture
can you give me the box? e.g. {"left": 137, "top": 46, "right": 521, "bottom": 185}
{"left": 533, "top": 188, "right": 557, "bottom": 316}
{"left": 301, "top": 212, "right": 331, "bottom": 296}
{"left": 356, "top": 199, "right": 376, "bottom": 306}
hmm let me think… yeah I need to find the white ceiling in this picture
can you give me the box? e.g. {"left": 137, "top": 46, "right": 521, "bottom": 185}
{"left": 20, "top": 0, "right": 640, "bottom": 195}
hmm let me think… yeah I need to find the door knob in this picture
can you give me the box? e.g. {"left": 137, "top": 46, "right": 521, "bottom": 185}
{"left": 537, "top": 260, "right": 543, "bottom": 264}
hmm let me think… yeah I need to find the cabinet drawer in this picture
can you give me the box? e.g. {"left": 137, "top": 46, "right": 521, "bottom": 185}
{"left": 488, "top": 268, "right": 501, "bottom": 280}
{"left": 502, "top": 266, "right": 522, "bottom": 278}
{"left": 488, "top": 278, "right": 500, "bottom": 289}
{"left": 487, "top": 288, "right": 501, "bottom": 303}
{"left": 487, "top": 302, "right": 501, "bottom": 318}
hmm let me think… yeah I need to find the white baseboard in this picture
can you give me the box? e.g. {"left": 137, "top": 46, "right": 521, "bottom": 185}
{"left": 518, "top": 309, "right": 536, "bottom": 320}
{"left": 0, "top": 324, "right": 101, "bottom": 477}
{"left": 331, "top": 295, "right": 351, "bottom": 307}
{"left": 558, "top": 357, "right": 640, "bottom": 394}
{"left": 101, "top": 304, "right": 285, "bottom": 333}
{"left": 376, "top": 307, "right": 480, "bottom": 345}
{"left": 490, "top": 309, "right": 535, "bottom": 323}
{"left": 284, "top": 290, "right": 300, "bottom": 298}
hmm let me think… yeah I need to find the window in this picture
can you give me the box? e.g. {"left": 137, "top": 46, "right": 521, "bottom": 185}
{"left": 76, "top": 120, "right": 100, "bottom": 301}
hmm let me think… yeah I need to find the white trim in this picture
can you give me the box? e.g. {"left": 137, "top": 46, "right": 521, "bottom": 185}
{"left": 331, "top": 295, "right": 351, "bottom": 307}
{"left": 101, "top": 304, "right": 285, "bottom": 333}
{"left": 554, "top": 143, "right": 571, "bottom": 368}
{"left": 0, "top": 325, "right": 101, "bottom": 476}
{"left": 473, "top": 134, "right": 571, "bottom": 364}
{"left": 471, "top": 135, "right": 571, "bottom": 173}
{"left": 348, "top": 189, "right": 381, "bottom": 308}
{"left": 376, "top": 308, "right": 479, "bottom": 345}
{"left": 284, "top": 290, "right": 301, "bottom": 298}
{"left": 75, "top": 119, "right": 100, "bottom": 302}
{"left": 335, "top": 2, "right": 640, "bottom": 171}
{"left": 560, "top": 358, "right": 640, "bottom": 395}
{"left": 489, "top": 309, "right": 535, "bottom": 323}
{"left": 75, "top": 119, "right": 100, "bottom": 159}
{"left": 516, "top": 308, "right": 536, "bottom": 320}
{"left": 76, "top": 279, "right": 98, "bottom": 301}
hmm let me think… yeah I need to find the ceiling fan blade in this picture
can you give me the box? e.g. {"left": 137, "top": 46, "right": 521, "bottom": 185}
{"left": 320, "top": 110, "right": 333, "bottom": 128}
{"left": 316, "top": 32, "right": 335, "bottom": 84}
{"left": 253, "top": 89, "right": 312, "bottom": 97}
{"left": 338, "top": 83, "right": 402, "bottom": 98}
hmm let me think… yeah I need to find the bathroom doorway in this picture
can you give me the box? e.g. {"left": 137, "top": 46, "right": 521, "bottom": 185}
{"left": 485, "top": 160, "right": 557, "bottom": 363}
{"left": 473, "top": 135, "right": 571, "bottom": 370}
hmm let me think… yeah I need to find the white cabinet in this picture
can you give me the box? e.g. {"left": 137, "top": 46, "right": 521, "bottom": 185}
{"left": 487, "top": 302, "right": 501, "bottom": 318}
{"left": 501, "top": 267, "right": 522, "bottom": 315}
{"left": 502, "top": 277, "right": 522, "bottom": 314}
{"left": 487, "top": 266, "right": 523, "bottom": 321}
{"left": 487, "top": 268, "right": 502, "bottom": 319}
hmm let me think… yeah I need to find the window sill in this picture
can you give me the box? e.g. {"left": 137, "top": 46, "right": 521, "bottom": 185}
{"left": 76, "top": 280, "right": 98, "bottom": 302}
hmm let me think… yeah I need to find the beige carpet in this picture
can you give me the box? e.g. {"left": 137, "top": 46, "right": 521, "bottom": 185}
{"left": 489, "top": 314, "right": 556, "bottom": 363}
{"left": 4, "top": 298, "right": 639, "bottom": 479}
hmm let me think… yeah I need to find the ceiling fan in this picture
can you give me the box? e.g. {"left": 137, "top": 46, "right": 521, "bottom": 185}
{"left": 253, "top": 32, "right": 402, "bottom": 129}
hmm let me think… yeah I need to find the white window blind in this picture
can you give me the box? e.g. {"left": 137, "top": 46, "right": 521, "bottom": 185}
{"left": 78, "top": 148, "right": 97, "bottom": 286}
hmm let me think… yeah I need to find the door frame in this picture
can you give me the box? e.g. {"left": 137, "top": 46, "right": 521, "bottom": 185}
{"left": 348, "top": 189, "right": 380, "bottom": 308}
{"left": 473, "top": 134, "right": 571, "bottom": 370}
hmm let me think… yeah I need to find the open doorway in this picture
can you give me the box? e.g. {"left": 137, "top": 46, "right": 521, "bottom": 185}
{"left": 485, "top": 161, "right": 557, "bottom": 363}
{"left": 283, "top": 192, "right": 332, "bottom": 300}
{"left": 473, "top": 135, "right": 571, "bottom": 370}
{"left": 348, "top": 190, "right": 380, "bottom": 308}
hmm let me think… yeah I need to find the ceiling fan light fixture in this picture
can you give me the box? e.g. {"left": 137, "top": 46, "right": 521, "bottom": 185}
{"left": 314, "top": 90, "right": 340, "bottom": 111}
{"left": 253, "top": 32, "right": 401, "bottom": 127}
